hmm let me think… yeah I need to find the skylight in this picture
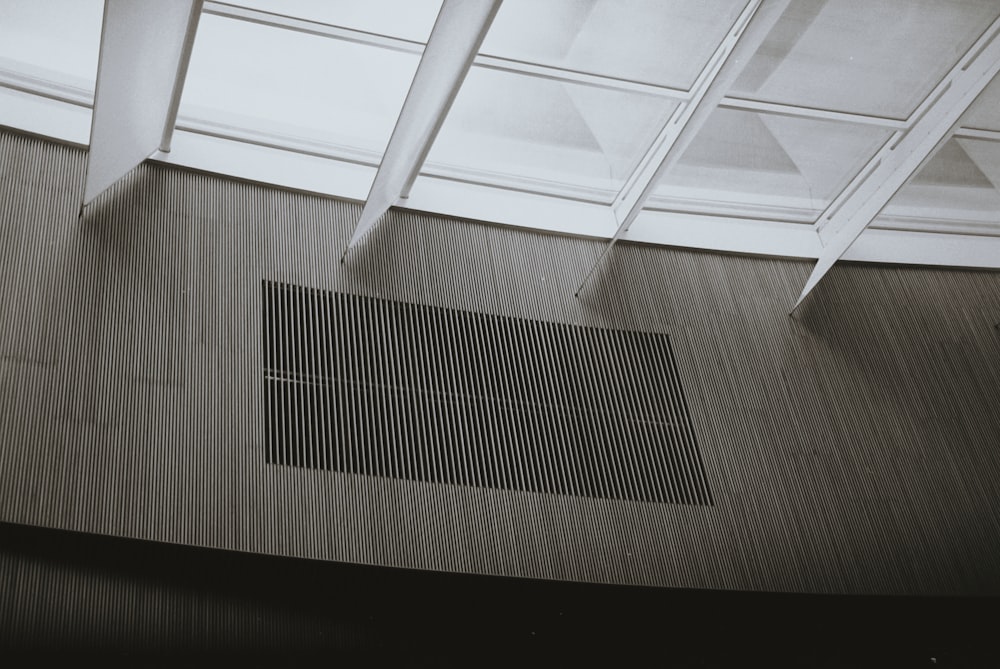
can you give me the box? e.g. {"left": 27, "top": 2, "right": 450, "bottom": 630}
{"left": 425, "top": 67, "right": 680, "bottom": 201}
{"left": 230, "top": 0, "right": 442, "bottom": 43}
{"left": 480, "top": 0, "right": 747, "bottom": 90}
{"left": 179, "top": 13, "right": 420, "bottom": 170}
{"left": 0, "top": 0, "right": 102, "bottom": 96}
{"left": 646, "top": 108, "right": 892, "bottom": 223}
{"left": 1, "top": 0, "right": 999, "bottom": 295}
{"left": 729, "top": 0, "right": 1000, "bottom": 119}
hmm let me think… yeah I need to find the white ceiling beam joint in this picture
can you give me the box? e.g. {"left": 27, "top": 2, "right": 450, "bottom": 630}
{"left": 718, "top": 96, "right": 908, "bottom": 130}
{"left": 792, "top": 16, "right": 1000, "bottom": 312}
{"left": 576, "top": 0, "right": 791, "bottom": 295}
{"left": 953, "top": 127, "right": 1000, "bottom": 142}
{"left": 343, "top": 0, "right": 502, "bottom": 256}
{"left": 82, "top": 0, "right": 203, "bottom": 210}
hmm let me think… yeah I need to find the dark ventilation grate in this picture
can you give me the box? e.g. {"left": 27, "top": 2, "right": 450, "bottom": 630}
{"left": 263, "top": 282, "right": 712, "bottom": 505}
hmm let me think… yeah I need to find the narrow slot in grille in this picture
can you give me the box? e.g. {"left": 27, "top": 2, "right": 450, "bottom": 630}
{"left": 263, "top": 281, "right": 712, "bottom": 505}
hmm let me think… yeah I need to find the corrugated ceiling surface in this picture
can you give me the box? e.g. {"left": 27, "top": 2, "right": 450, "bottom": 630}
{"left": 1, "top": 128, "right": 1000, "bottom": 595}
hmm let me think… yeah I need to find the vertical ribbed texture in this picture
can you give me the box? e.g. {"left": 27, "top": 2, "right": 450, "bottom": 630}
{"left": 263, "top": 283, "right": 711, "bottom": 505}
{"left": 2, "top": 127, "right": 1000, "bottom": 595}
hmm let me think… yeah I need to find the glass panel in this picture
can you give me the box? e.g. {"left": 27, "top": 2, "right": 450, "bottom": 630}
{"left": 227, "top": 0, "right": 442, "bottom": 43}
{"left": 648, "top": 108, "right": 891, "bottom": 223}
{"left": 480, "top": 0, "right": 747, "bottom": 90}
{"left": 0, "top": 0, "right": 103, "bottom": 92}
{"left": 962, "top": 74, "right": 1000, "bottom": 132}
{"left": 424, "top": 66, "right": 678, "bottom": 199}
{"left": 179, "top": 15, "right": 419, "bottom": 162}
{"left": 877, "top": 138, "right": 1000, "bottom": 235}
{"left": 731, "top": 0, "right": 1000, "bottom": 119}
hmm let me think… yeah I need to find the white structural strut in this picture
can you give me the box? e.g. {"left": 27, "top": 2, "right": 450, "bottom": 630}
{"left": 576, "top": 0, "right": 790, "bottom": 295}
{"left": 83, "top": 0, "right": 203, "bottom": 207}
{"left": 793, "top": 16, "right": 1000, "bottom": 311}
{"left": 343, "top": 0, "right": 502, "bottom": 255}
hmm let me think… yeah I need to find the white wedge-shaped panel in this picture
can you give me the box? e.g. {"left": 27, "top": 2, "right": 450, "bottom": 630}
{"left": 576, "top": 0, "right": 790, "bottom": 294}
{"left": 793, "top": 16, "right": 1000, "bottom": 310}
{"left": 344, "top": 0, "right": 503, "bottom": 254}
{"left": 83, "top": 0, "right": 203, "bottom": 206}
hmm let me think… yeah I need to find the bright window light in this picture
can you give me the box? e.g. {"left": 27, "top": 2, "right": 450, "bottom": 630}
{"left": 0, "top": 0, "right": 103, "bottom": 93}
{"left": 425, "top": 66, "right": 678, "bottom": 200}
{"left": 878, "top": 137, "right": 1000, "bottom": 235}
{"left": 481, "top": 0, "right": 747, "bottom": 90}
{"left": 227, "top": 0, "right": 443, "bottom": 43}
{"left": 731, "top": 0, "right": 1000, "bottom": 119}
{"left": 647, "top": 108, "right": 891, "bottom": 222}
{"left": 179, "top": 14, "right": 420, "bottom": 164}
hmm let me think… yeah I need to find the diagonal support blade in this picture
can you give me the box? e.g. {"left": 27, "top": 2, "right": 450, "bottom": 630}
{"left": 792, "top": 16, "right": 1000, "bottom": 312}
{"left": 82, "top": 0, "right": 203, "bottom": 208}
{"left": 343, "top": 0, "right": 502, "bottom": 257}
{"left": 576, "top": 0, "right": 790, "bottom": 295}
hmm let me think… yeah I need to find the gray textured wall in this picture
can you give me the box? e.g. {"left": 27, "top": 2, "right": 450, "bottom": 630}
{"left": 1, "top": 128, "right": 999, "bottom": 595}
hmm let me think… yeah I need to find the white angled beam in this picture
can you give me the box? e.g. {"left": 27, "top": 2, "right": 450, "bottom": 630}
{"left": 576, "top": 0, "right": 790, "bottom": 294}
{"left": 792, "top": 16, "right": 1000, "bottom": 311}
{"left": 719, "top": 96, "right": 908, "bottom": 131}
{"left": 82, "top": 0, "right": 203, "bottom": 208}
{"left": 343, "top": 0, "right": 502, "bottom": 255}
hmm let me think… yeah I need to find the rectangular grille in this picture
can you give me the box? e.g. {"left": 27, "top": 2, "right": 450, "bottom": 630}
{"left": 263, "top": 282, "right": 712, "bottom": 505}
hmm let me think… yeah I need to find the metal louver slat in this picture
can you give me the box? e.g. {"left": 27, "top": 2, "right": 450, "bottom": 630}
{"left": 263, "top": 282, "right": 712, "bottom": 506}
